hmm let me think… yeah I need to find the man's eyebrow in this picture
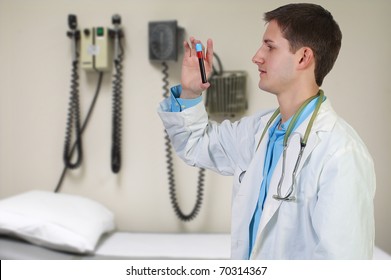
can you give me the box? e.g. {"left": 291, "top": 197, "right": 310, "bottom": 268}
{"left": 264, "top": 39, "right": 275, "bottom": 44}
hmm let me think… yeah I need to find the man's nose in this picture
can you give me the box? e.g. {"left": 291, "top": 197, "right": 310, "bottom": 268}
{"left": 252, "top": 48, "right": 265, "bottom": 64}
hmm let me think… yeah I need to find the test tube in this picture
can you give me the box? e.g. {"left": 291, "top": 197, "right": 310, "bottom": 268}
{"left": 195, "top": 43, "right": 207, "bottom": 83}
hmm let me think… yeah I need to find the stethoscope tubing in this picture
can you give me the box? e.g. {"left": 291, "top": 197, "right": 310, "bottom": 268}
{"left": 258, "top": 90, "right": 324, "bottom": 202}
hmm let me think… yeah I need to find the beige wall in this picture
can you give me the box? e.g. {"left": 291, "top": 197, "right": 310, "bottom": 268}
{"left": 0, "top": 0, "right": 390, "bottom": 254}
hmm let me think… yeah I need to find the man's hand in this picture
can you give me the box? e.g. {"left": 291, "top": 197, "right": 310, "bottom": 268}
{"left": 180, "top": 37, "right": 214, "bottom": 99}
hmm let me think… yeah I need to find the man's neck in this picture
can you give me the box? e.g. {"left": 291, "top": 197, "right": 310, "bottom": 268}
{"left": 277, "top": 85, "right": 320, "bottom": 123}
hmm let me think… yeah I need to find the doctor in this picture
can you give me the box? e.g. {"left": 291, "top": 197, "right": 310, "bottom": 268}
{"left": 158, "top": 3, "right": 375, "bottom": 259}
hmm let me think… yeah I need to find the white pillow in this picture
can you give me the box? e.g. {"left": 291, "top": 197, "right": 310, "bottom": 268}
{"left": 0, "top": 190, "right": 115, "bottom": 254}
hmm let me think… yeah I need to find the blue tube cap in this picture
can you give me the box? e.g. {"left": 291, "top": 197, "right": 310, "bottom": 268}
{"left": 195, "top": 43, "right": 203, "bottom": 52}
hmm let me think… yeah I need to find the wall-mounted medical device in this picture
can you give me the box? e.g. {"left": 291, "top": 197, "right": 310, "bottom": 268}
{"left": 205, "top": 54, "right": 248, "bottom": 119}
{"left": 148, "top": 20, "right": 181, "bottom": 61}
{"left": 80, "top": 26, "right": 112, "bottom": 71}
{"left": 56, "top": 14, "right": 124, "bottom": 193}
{"left": 206, "top": 72, "right": 247, "bottom": 118}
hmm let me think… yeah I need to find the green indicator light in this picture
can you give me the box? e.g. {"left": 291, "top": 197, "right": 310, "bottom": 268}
{"left": 96, "top": 27, "right": 104, "bottom": 36}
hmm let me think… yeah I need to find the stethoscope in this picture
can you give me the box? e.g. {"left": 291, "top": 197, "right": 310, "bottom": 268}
{"left": 255, "top": 90, "right": 324, "bottom": 202}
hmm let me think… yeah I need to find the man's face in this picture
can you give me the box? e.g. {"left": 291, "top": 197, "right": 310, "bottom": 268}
{"left": 252, "top": 20, "right": 298, "bottom": 95}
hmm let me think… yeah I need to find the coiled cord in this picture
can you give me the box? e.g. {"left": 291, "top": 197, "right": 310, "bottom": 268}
{"left": 162, "top": 62, "right": 170, "bottom": 98}
{"left": 111, "top": 43, "right": 124, "bottom": 173}
{"left": 63, "top": 59, "right": 83, "bottom": 169}
{"left": 55, "top": 72, "right": 104, "bottom": 193}
{"left": 162, "top": 61, "right": 205, "bottom": 222}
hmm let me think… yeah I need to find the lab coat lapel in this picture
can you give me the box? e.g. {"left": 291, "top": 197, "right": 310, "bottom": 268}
{"left": 292, "top": 109, "right": 324, "bottom": 175}
{"left": 235, "top": 112, "right": 277, "bottom": 206}
{"left": 251, "top": 110, "right": 276, "bottom": 171}
{"left": 240, "top": 130, "right": 268, "bottom": 200}
{"left": 240, "top": 113, "right": 278, "bottom": 228}
{"left": 293, "top": 99, "right": 336, "bottom": 172}
{"left": 289, "top": 98, "right": 336, "bottom": 176}
{"left": 237, "top": 113, "right": 272, "bottom": 198}
{"left": 230, "top": 113, "right": 272, "bottom": 258}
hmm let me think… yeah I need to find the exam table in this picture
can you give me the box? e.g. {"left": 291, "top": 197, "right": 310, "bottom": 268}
{"left": 0, "top": 191, "right": 389, "bottom": 260}
{"left": 1, "top": 232, "right": 390, "bottom": 260}
{"left": 0, "top": 232, "right": 231, "bottom": 260}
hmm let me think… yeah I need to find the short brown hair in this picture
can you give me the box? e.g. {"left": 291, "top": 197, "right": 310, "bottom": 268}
{"left": 264, "top": 3, "right": 342, "bottom": 86}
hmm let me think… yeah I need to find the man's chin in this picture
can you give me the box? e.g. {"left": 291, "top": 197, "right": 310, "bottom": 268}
{"left": 259, "top": 83, "right": 275, "bottom": 94}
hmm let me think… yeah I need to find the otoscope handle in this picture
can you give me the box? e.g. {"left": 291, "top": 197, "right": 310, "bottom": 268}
{"left": 111, "top": 14, "right": 122, "bottom": 62}
{"left": 66, "top": 14, "right": 79, "bottom": 62}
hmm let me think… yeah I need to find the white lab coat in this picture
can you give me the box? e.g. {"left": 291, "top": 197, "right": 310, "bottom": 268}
{"left": 158, "top": 97, "right": 376, "bottom": 259}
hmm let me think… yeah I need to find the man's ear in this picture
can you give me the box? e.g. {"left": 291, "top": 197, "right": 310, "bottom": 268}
{"left": 297, "top": 47, "right": 314, "bottom": 70}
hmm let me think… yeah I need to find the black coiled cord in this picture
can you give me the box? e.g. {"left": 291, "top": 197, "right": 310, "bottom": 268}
{"left": 55, "top": 72, "right": 104, "bottom": 193}
{"left": 63, "top": 59, "right": 83, "bottom": 169}
{"left": 111, "top": 43, "right": 124, "bottom": 173}
{"left": 162, "top": 61, "right": 205, "bottom": 222}
{"left": 162, "top": 61, "right": 170, "bottom": 97}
